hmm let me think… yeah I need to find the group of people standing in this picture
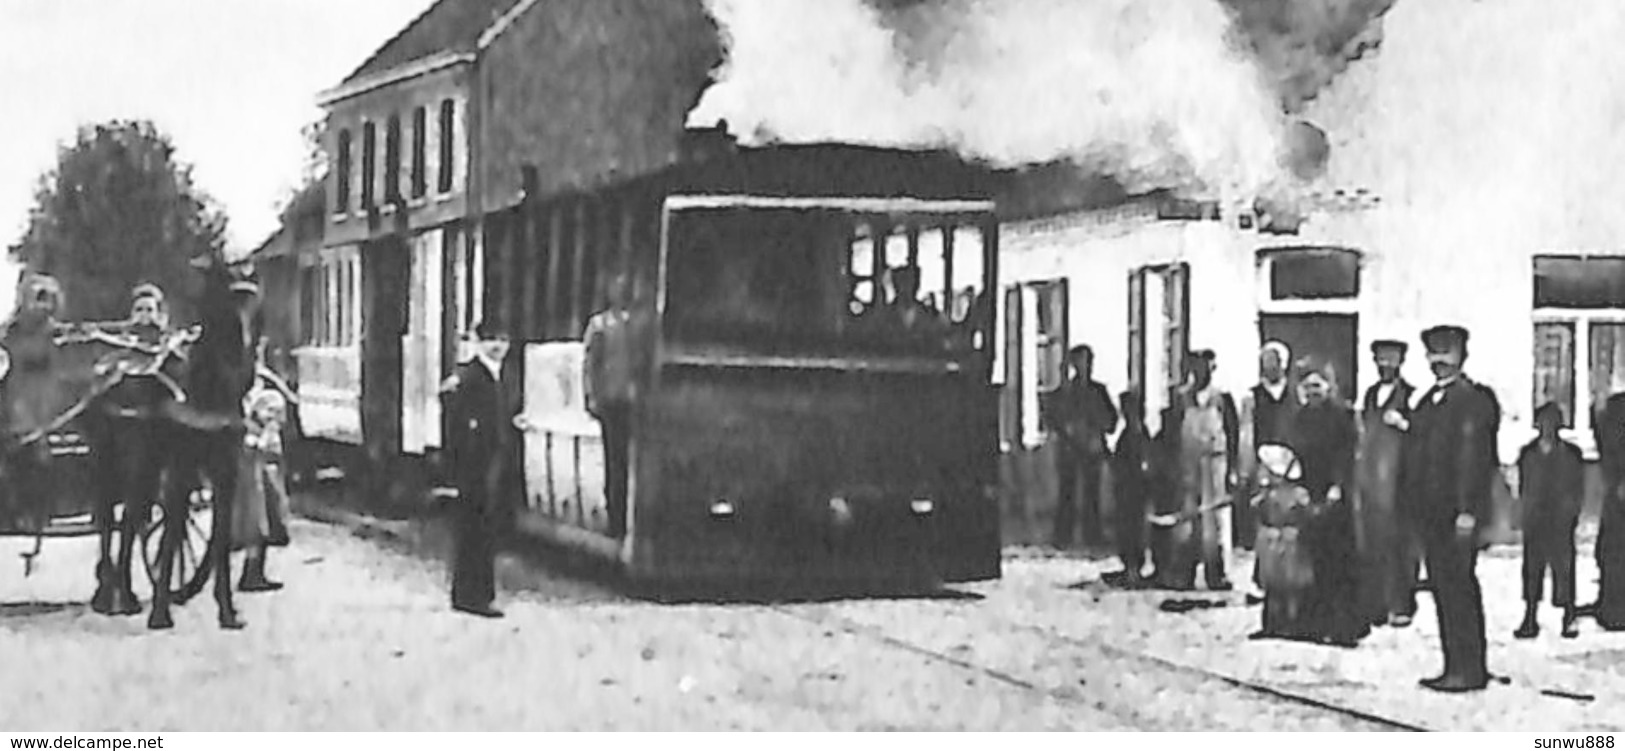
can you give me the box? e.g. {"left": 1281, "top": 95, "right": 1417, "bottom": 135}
{"left": 1052, "top": 324, "right": 1625, "bottom": 694}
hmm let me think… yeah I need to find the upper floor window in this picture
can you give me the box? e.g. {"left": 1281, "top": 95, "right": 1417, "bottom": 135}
{"left": 385, "top": 114, "right": 402, "bottom": 204}
{"left": 438, "top": 99, "right": 456, "bottom": 195}
{"left": 411, "top": 106, "right": 428, "bottom": 199}
{"left": 335, "top": 129, "right": 353, "bottom": 214}
{"left": 361, "top": 122, "right": 377, "bottom": 210}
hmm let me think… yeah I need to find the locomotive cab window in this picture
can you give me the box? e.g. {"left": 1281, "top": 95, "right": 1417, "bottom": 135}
{"left": 662, "top": 198, "right": 993, "bottom": 359}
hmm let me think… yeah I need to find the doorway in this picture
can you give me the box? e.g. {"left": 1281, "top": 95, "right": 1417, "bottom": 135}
{"left": 1258, "top": 313, "right": 1360, "bottom": 404}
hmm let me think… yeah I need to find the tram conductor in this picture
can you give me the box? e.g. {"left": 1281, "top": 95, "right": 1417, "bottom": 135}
{"left": 440, "top": 320, "right": 520, "bottom": 619}
{"left": 1397, "top": 325, "right": 1497, "bottom": 692}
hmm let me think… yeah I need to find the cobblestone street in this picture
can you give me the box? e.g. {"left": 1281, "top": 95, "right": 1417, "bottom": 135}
{"left": 2, "top": 511, "right": 1623, "bottom": 731}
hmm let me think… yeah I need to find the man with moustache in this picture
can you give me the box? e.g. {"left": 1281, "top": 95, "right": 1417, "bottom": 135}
{"left": 1355, "top": 339, "right": 1421, "bottom": 628}
{"left": 1394, "top": 325, "right": 1496, "bottom": 692}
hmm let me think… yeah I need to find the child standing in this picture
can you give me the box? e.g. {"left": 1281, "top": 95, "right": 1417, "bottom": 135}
{"left": 234, "top": 366, "right": 294, "bottom": 591}
{"left": 1515, "top": 402, "right": 1585, "bottom": 639}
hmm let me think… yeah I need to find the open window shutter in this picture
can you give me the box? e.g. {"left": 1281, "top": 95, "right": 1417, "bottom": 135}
{"left": 1039, "top": 279, "right": 1069, "bottom": 391}
{"left": 1000, "top": 284, "right": 1023, "bottom": 451}
{"left": 1165, "top": 263, "right": 1190, "bottom": 395}
{"left": 1128, "top": 268, "right": 1146, "bottom": 400}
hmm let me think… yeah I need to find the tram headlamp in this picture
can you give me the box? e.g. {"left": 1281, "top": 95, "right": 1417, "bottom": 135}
{"left": 910, "top": 498, "right": 934, "bottom": 515}
{"left": 828, "top": 497, "right": 854, "bottom": 528}
{"left": 709, "top": 499, "right": 735, "bottom": 518}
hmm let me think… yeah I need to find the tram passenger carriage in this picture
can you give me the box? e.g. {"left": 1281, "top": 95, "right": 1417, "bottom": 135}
{"left": 490, "top": 144, "right": 1004, "bottom": 588}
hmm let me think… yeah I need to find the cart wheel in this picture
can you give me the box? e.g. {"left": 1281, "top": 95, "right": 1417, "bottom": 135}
{"left": 141, "top": 488, "right": 215, "bottom": 602}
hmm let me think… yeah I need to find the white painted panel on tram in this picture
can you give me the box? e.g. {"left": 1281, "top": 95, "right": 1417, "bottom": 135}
{"left": 401, "top": 229, "right": 445, "bottom": 455}
{"left": 521, "top": 343, "right": 608, "bottom": 534}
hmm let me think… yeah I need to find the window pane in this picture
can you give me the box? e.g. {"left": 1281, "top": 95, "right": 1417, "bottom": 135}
{"left": 411, "top": 107, "right": 428, "bottom": 198}
{"left": 949, "top": 227, "right": 985, "bottom": 324}
{"left": 336, "top": 130, "right": 352, "bottom": 213}
{"left": 1534, "top": 256, "right": 1625, "bottom": 309}
{"left": 1591, "top": 323, "right": 1625, "bottom": 420}
{"left": 1533, "top": 321, "right": 1576, "bottom": 428}
{"left": 385, "top": 115, "right": 401, "bottom": 202}
{"left": 361, "top": 123, "right": 377, "bottom": 209}
{"left": 1267, "top": 248, "right": 1359, "bottom": 300}
{"left": 438, "top": 100, "right": 455, "bottom": 194}
{"left": 916, "top": 229, "right": 947, "bottom": 306}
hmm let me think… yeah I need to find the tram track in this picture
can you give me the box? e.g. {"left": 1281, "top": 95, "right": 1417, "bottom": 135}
{"left": 770, "top": 600, "right": 1431, "bottom": 731}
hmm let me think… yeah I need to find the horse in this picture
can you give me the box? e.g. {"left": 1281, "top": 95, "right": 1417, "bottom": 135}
{"left": 141, "top": 254, "right": 261, "bottom": 630}
{"left": 50, "top": 255, "right": 258, "bottom": 630}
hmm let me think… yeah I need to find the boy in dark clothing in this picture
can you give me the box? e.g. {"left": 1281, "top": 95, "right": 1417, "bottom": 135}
{"left": 1106, "top": 391, "right": 1152, "bottom": 587}
{"left": 1515, "top": 402, "right": 1585, "bottom": 639}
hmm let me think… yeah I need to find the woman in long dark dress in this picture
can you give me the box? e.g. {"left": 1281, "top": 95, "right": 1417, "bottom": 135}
{"left": 1285, "top": 357, "right": 1370, "bottom": 646}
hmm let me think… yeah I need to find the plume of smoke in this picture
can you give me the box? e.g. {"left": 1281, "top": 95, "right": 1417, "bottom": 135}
{"left": 1218, "top": 0, "right": 1396, "bottom": 113}
{"left": 690, "top": 0, "right": 1290, "bottom": 200}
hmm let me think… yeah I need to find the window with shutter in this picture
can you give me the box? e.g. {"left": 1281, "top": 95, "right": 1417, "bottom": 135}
{"left": 1000, "top": 284, "right": 1022, "bottom": 451}
{"left": 1127, "top": 268, "right": 1146, "bottom": 399}
{"left": 1165, "top": 262, "right": 1190, "bottom": 393}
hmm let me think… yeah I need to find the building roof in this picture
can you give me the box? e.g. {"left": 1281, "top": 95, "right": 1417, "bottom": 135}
{"left": 340, "top": 0, "right": 524, "bottom": 86}
{"left": 252, "top": 181, "right": 328, "bottom": 261}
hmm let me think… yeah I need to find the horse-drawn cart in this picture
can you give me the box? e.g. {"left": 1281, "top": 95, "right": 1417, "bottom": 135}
{"left": 0, "top": 315, "right": 214, "bottom": 605}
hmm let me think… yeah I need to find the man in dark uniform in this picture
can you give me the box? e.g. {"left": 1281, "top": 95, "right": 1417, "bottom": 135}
{"left": 1396, "top": 325, "right": 1496, "bottom": 692}
{"left": 1052, "top": 344, "right": 1119, "bottom": 550}
{"left": 439, "top": 321, "right": 520, "bottom": 618}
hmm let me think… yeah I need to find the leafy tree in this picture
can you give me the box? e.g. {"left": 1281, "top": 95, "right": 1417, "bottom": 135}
{"left": 276, "top": 116, "right": 329, "bottom": 217}
{"left": 7, "top": 120, "right": 229, "bottom": 323}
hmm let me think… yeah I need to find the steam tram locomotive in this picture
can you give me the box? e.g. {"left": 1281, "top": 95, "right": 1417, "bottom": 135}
{"left": 310, "top": 142, "right": 1005, "bottom": 587}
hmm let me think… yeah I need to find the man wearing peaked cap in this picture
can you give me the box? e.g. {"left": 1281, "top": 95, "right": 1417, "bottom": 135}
{"left": 1401, "top": 323, "right": 1498, "bottom": 692}
{"left": 439, "top": 320, "right": 521, "bottom": 619}
{"left": 1371, "top": 339, "right": 1408, "bottom": 356}
{"left": 1355, "top": 337, "right": 1421, "bottom": 629}
{"left": 1421, "top": 325, "right": 1469, "bottom": 352}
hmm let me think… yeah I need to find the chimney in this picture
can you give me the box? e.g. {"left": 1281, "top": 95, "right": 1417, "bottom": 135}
{"left": 681, "top": 121, "right": 737, "bottom": 164}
